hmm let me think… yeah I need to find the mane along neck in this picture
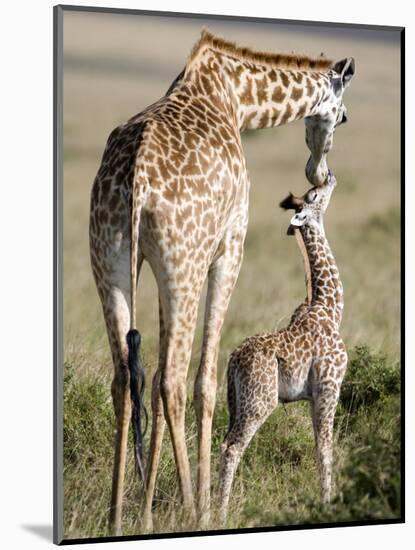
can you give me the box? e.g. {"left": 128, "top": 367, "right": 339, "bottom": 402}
{"left": 186, "top": 30, "right": 333, "bottom": 74}
{"left": 182, "top": 31, "right": 334, "bottom": 131}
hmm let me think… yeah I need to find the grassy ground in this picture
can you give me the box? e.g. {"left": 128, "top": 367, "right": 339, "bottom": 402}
{"left": 62, "top": 12, "right": 401, "bottom": 540}
{"left": 63, "top": 346, "right": 401, "bottom": 538}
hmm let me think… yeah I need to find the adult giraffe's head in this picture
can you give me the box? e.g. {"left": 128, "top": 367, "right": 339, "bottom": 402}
{"left": 304, "top": 58, "right": 355, "bottom": 186}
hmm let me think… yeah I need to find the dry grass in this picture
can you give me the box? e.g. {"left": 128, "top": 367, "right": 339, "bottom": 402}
{"left": 61, "top": 11, "right": 401, "bottom": 541}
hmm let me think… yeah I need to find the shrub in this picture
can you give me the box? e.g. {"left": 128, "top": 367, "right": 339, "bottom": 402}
{"left": 340, "top": 402, "right": 401, "bottom": 518}
{"left": 339, "top": 345, "right": 400, "bottom": 414}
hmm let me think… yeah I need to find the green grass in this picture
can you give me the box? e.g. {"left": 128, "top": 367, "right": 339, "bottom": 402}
{"left": 63, "top": 346, "right": 401, "bottom": 539}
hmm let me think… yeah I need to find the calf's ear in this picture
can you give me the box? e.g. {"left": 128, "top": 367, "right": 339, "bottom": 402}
{"left": 279, "top": 193, "right": 304, "bottom": 211}
{"left": 290, "top": 212, "right": 309, "bottom": 227}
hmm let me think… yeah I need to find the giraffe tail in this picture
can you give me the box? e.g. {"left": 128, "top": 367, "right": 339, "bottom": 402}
{"left": 127, "top": 328, "right": 147, "bottom": 481}
{"left": 127, "top": 140, "right": 148, "bottom": 483}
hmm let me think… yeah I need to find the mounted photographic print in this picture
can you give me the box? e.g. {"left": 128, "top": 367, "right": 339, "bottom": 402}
{"left": 53, "top": 4, "right": 404, "bottom": 545}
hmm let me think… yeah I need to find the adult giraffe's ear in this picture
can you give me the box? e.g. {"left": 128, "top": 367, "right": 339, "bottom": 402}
{"left": 279, "top": 193, "right": 304, "bottom": 211}
{"left": 333, "top": 57, "right": 355, "bottom": 88}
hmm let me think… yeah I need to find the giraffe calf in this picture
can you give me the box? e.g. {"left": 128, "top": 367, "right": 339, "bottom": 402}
{"left": 218, "top": 172, "right": 348, "bottom": 521}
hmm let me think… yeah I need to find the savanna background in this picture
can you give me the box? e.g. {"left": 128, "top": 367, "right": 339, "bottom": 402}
{"left": 62, "top": 9, "right": 402, "bottom": 540}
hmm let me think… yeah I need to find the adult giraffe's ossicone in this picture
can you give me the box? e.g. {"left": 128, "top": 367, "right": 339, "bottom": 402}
{"left": 88, "top": 30, "right": 355, "bottom": 535}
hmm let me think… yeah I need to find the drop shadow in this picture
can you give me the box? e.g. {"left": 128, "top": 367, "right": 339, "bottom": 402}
{"left": 21, "top": 524, "right": 53, "bottom": 543}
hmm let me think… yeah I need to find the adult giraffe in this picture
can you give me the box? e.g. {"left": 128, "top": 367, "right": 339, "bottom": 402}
{"left": 88, "top": 30, "right": 355, "bottom": 535}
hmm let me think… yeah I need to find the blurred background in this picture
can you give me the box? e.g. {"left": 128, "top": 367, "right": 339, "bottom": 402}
{"left": 62, "top": 9, "right": 401, "bottom": 539}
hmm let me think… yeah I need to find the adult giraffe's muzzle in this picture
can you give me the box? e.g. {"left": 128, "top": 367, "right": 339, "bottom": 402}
{"left": 305, "top": 153, "right": 329, "bottom": 187}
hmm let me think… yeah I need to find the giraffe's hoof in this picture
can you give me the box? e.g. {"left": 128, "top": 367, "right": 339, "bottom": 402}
{"left": 109, "top": 525, "right": 123, "bottom": 537}
{"left": 197, "top": 510, "right": 211, "bottom": 530}
{"left": 142, "top": 513, "right": 154, "bottom": 533}
{"left": 108, "top": 515, "right": 123, "bottom": 537}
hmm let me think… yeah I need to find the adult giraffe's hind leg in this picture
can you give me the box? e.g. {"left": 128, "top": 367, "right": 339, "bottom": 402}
{"left": 194, "top": 231, "right": 245, "bottom": 527}
{"left": 109, "top": 352, "right": 131, "bottom": 536}
{"left": 158, "top": 280, "right": 205, "bottom": 525}
{"left": 142, "top": 298, "right": 167, "bottom": 532}
{"left": 91, "top": 241, "right": 143, "bottom": 536}
{"left": 102, "top": 289, "right": 134, "bottom": 536}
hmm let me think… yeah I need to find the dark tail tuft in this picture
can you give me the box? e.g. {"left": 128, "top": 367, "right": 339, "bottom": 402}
{"left": 127, "top": 329, "right": 147, "bottom": 482}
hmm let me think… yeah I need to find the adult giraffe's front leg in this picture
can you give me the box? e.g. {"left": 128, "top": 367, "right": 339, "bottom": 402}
{"left": 194, "top": 228, "right": 245, "bottom": 526}
{"left": 92, "top": 245, "right": 144, "bottom": 537}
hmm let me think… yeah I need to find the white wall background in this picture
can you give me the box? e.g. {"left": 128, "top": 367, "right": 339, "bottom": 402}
{"left": 0, "top": 1, "right": 411, "bottom": 549}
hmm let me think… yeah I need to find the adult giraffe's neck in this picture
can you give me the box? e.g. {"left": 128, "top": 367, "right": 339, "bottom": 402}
{"left": 300, "top": 223, "right": 343, "bottom": 325}
{"left": 185, "top": 47, "right": 332, "bottom": 131}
